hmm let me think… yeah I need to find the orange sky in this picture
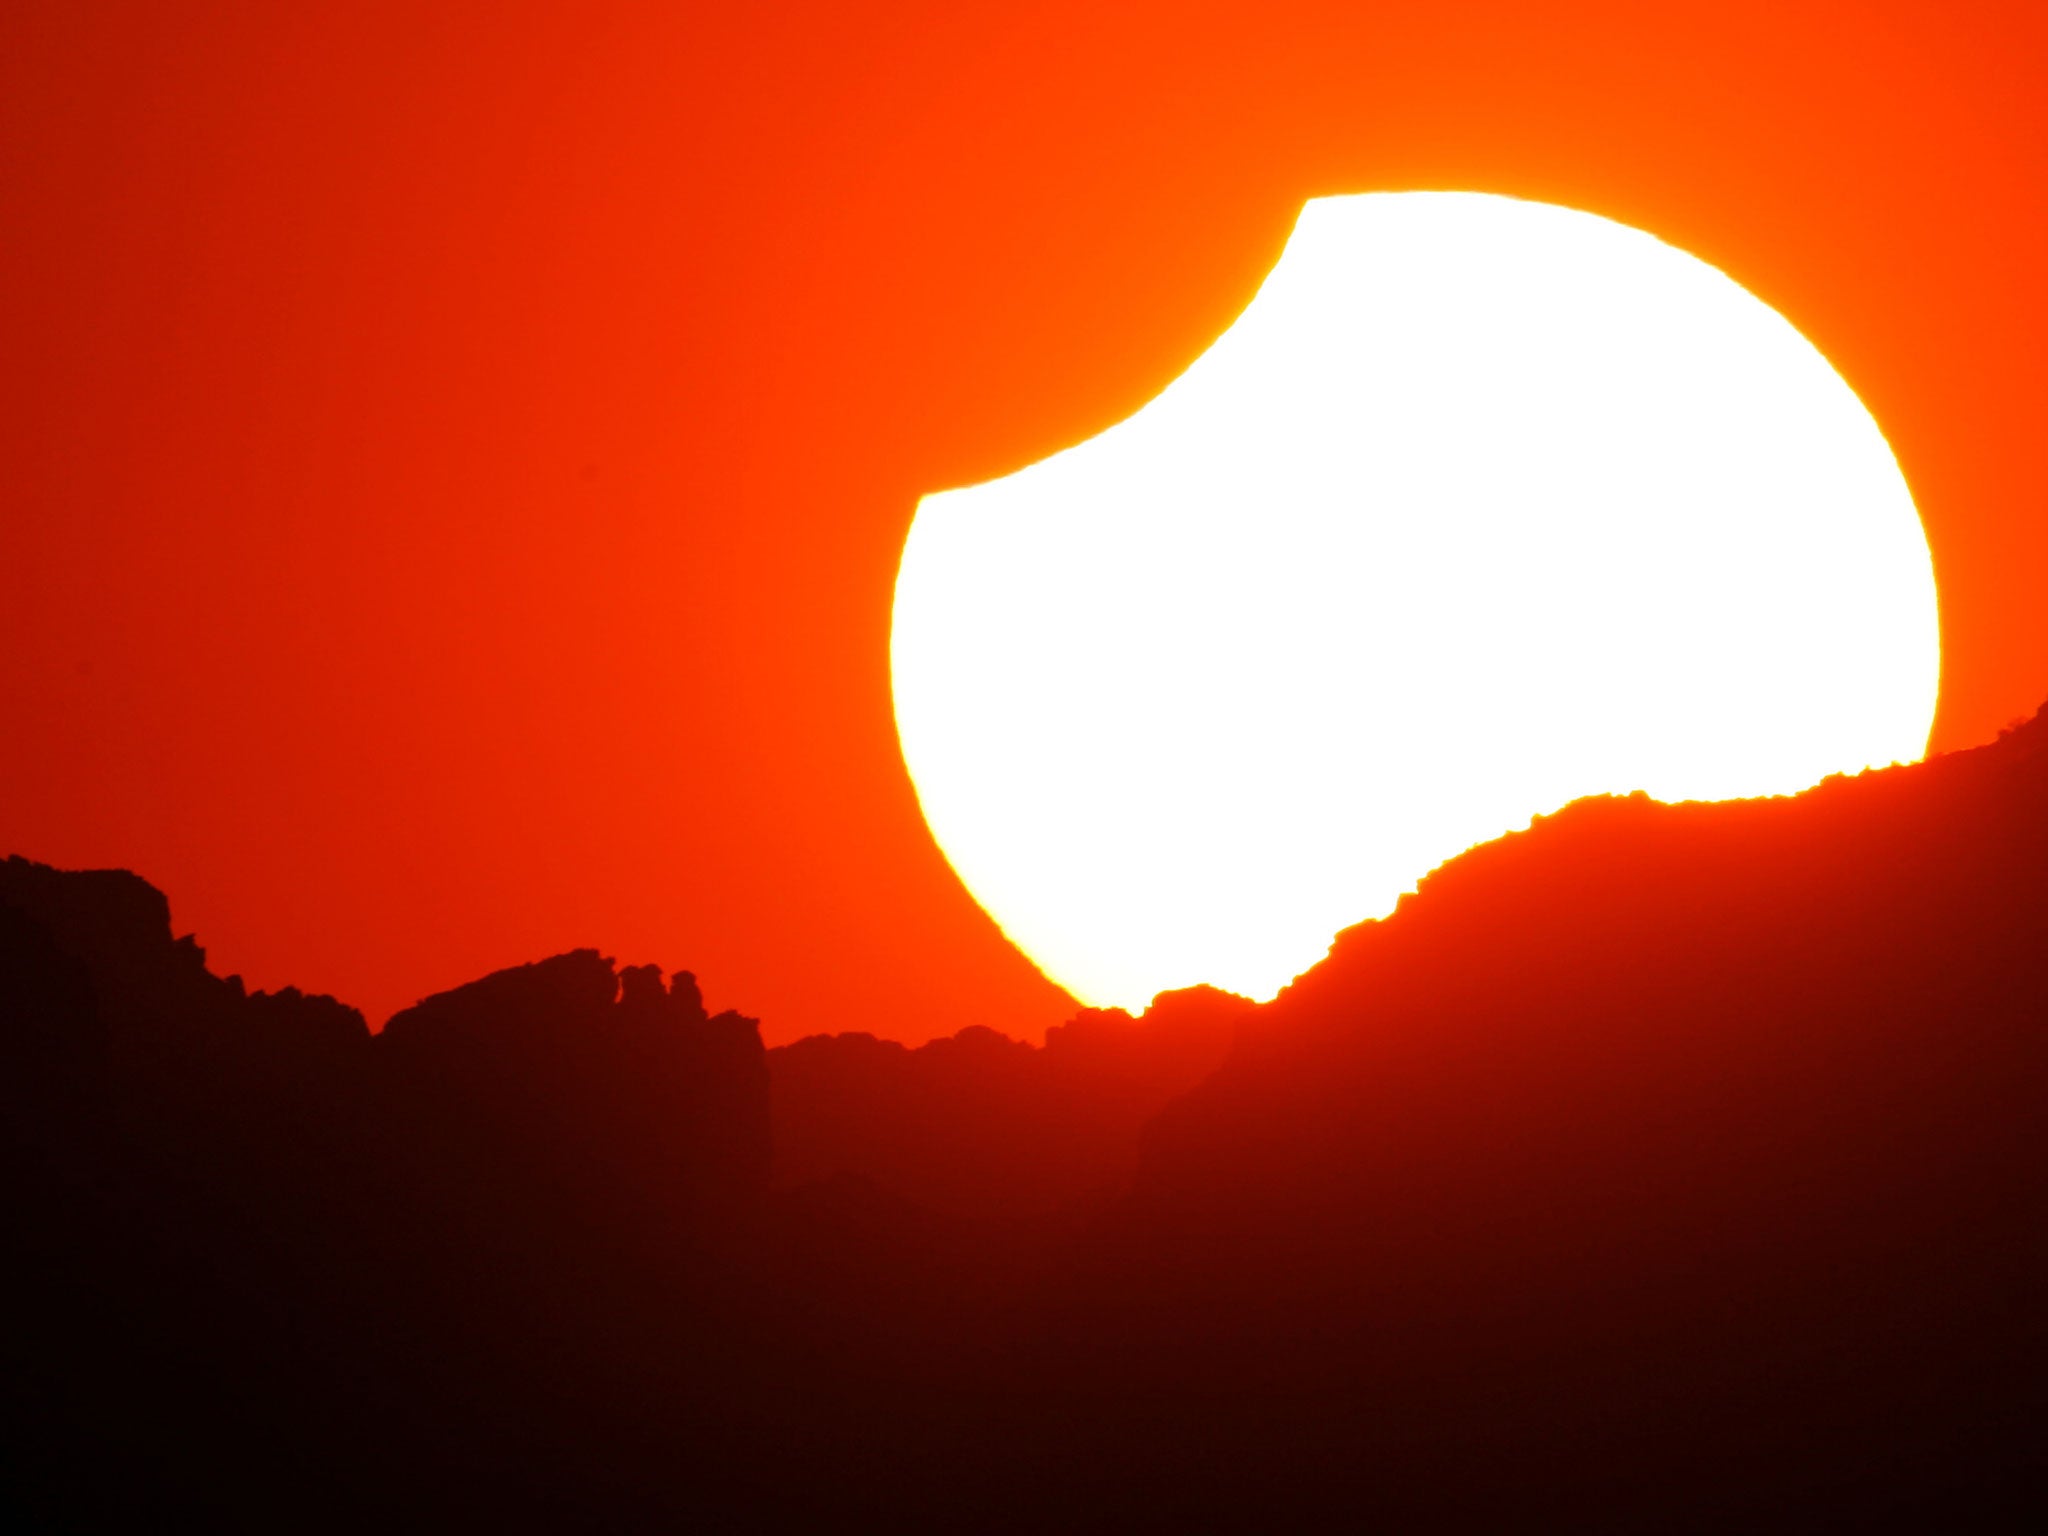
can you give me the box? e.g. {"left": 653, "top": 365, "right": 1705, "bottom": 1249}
{"left": 6, "top": 0, "right": 2048, "bottom": 1044}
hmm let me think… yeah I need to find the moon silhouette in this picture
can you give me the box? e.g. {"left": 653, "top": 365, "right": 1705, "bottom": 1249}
{"left": 892, "top": 191, "right": 1939, "bottom": 1009}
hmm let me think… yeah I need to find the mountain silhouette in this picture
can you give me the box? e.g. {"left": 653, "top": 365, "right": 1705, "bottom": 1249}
{"left": 769, "top": 987, "right": 1245, "bottom": 1220}
{"left": 1022, "top": 707, "right": 2048, "bottom": 1526}
{"left": 6, "top": 709, "right": 2048, "bottom": 1528}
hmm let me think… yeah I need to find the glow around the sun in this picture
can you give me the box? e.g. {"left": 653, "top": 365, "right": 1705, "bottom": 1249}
{"left": 892, "top": 191, "right": 1940, "bottom": 1011}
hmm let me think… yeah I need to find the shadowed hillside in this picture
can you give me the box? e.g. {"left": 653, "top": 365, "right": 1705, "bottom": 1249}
{"left": 1028, "top": 706, "right": 2048, "bottom": 1524}
{"left": 6, "top": 709, "right": 2048, "bottom": 1528}
{"left": 768, "top": 987, "right": 1245, "bottom": 1219}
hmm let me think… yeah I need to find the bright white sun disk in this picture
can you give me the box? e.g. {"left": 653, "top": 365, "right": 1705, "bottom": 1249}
{"left": 892, "top": 192, "right": 1940, "bottom": 1010}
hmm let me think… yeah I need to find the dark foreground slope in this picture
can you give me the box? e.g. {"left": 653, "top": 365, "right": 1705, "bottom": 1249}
{"left": 1038, "top": 709, "right": 2048, "bottom": 1525}
{"left": 5, "top": 709, "right": 2048, "bottom": 1529}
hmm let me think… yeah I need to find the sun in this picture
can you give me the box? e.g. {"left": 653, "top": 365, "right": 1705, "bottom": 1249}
{"left": 891, "top": 191, "right": 1940, "bottom": 1011}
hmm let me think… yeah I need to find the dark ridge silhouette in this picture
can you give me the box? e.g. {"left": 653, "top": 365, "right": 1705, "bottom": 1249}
{"left": 6, "top": 709, "right": 2048, "bottom": 1528}
{"left": 768, "top": 987, "right": 1246, "bottom": 1219}
{"left": 1024, "top": 706, "right": 2048, "bottom": 1526}
{"left": 0, "top": 865, "right": 777, "bottom": 1530}
{"left": 382, "top": 949, "right": 771, "bottom": 1210}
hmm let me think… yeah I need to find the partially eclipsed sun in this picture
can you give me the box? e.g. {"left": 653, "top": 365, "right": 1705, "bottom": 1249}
{"left": 892, "top": 191, "right": 1940, "bottom": 1010}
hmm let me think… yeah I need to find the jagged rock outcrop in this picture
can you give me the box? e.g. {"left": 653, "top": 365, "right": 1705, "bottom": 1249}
{"left": 382, "top": 948, "right": 771, "bottom": 1200}
{"left": 0, "top": 853, "right": 368, "bottom": 1059}
{"left": 0, "top": 859, "right": 774, "bottom": 1531}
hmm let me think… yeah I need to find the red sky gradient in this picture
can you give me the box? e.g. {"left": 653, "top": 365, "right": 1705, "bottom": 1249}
{"left": 6, "top": 0, "right": 2048, "bottom": 1044}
